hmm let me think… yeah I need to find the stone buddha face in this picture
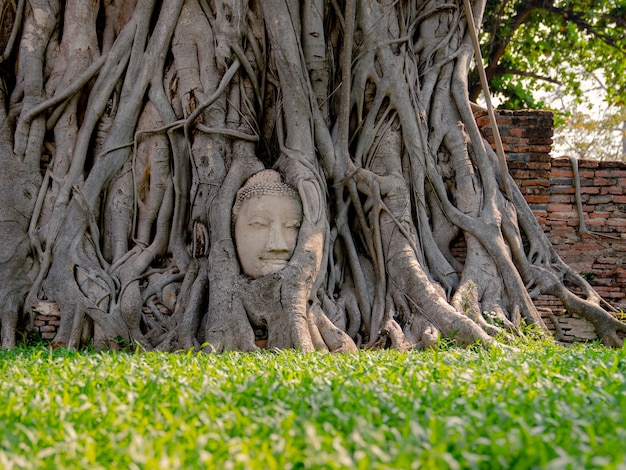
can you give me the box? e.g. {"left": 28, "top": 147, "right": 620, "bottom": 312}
{"left": 232, "top": 170, "right": 302, "bottom": 279}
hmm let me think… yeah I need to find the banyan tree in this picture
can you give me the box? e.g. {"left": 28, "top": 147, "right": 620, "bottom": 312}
{"left": 0, "top": 0, "right": 624, "bottom": 351}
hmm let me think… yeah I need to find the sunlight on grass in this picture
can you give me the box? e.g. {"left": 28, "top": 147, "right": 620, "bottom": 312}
{"left": 0, "top": 341, "right": 624, "bottom": 469}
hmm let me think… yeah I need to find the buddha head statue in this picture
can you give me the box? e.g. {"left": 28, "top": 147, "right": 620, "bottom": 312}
{"left": 232, "top": 170, "right": 303, "bottom": 279}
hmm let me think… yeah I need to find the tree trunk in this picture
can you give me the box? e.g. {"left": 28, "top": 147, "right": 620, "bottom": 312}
{"left": 0, "top": 0, "right": 623, "bottom": 351}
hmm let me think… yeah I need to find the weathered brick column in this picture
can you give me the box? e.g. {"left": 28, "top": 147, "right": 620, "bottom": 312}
{"left": 475, "top": 109, "right": 553, "bottom": 224}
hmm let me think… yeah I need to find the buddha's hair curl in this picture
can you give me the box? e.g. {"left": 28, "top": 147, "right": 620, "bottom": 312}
{"left": 232, "top": 170, "right": 301, "bottom": 224}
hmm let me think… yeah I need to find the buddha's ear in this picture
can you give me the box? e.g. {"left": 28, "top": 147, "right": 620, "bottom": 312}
{"left": 297, "top": 178, "right": 323, "bottom": 226}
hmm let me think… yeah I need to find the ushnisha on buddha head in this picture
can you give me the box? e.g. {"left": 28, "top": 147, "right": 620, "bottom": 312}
{"left": 232, "top": 170, "right": 303, "bottom": 279}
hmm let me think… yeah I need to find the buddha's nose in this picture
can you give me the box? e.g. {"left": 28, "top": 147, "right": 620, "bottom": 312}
{"left": 267, "top": 223, "right": 289, "bottom": 252}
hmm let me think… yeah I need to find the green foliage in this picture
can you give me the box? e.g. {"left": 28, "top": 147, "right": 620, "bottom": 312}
{"left": 1, "top": 344, "right": 625, "bottom": 469}
{"left": 478, "top": 0, "right": 626, "bottom": 108}
{"left": 580, "top": 271, "right": 598, "bottom": 281}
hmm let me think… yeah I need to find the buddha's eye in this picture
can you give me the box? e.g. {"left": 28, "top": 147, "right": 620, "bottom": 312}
{"left": 248, "top": 217, "right": 269, "bottom": 228}
{"left": 285, "top": 220, "right": 301, "bottom": 230}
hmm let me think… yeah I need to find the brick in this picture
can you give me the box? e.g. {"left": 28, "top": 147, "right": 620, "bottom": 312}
{"left": 596, "top": 170, "right": 626, "bottom": 178}
{"left": 527, "top": 138, "right": 553, "bottom": 145}
{"left": 594, "top": 178, "right": 616, "bottom": 186}
{"left": 545, "top": 219, "right": 568, "bottom": 226}
{"left": 607, "top": 218, "right": 626, "bottom": 227}
{"left": 566, "top": 218, "right": 584, "bottom": 227}
{"left": 501, "top": 136, "right": 527, "bottom": 144}
{"left": 525, "top": 195, "right": 549, "bottom": 204}
{"left": 549, "top": 211, "right": 579, "bottom": 219}
{"left": 548, "top": 203, "right": 574, "bottom": 212}
{"left": 522, "top": 187, "right": 548, "bottom": 196}
{"left": 578, "top": 160, "right": 600, "bottom": 169}
{"left": 552, "top": 157, "right": 571, "bottom": 166}
{"left": 552, "top": 169, "right": 574, "bottom": 178}
{"left": 549, "top": 195, "right": 574, "bottom": 203}
{"left": 512, "top": 144, "right": 552, "bottom": 153}
{"left": 586, "top": 218, "right": 608, "bottom": 226}
{"left": 594, "top": 204, "right": 618, "bottom": 212}
{"left": 506, "top": 153, "right": 532, "bottom": 162}
{"left": 551, "top": 177, "right": 573, "bottom": 186}
{"left": 532, "top": 170, "right": 552, "bottom": 180}
{"left": 606, "top": 186, "right": 624, "bottom": 195}
{"left": 593, "top": 225, "right": 617, "bottom": 233}
{"left": 522, "top": 179, "right": 550, "bottom": 187}
{"left": 510, "top": 170, "right": 530, "bottom": 179}
{"left": 579, "top": 187, "right": 600, "bottom": 195}
{"left": 570, "top": 241, "right": 605, "bottom": 251}
{"left": 588, "top": 195, "right": 614, "bottom": 204}
{"left": 550, "top": 188, "right": 576, "bottom": 196}
{"left": 508, "top": 162, "right": 528, "bottom": 171}
{"left": 599, "top": 161, "right": 626, "bottom": 169}
{"left": 475, "top": 116, "right": 490, "bottom": 127}
{"left": 527, "top": 162, "right": 552, "bottom": 170}
{"left": 578, "top": 170, "right": 595, "bottom": 178}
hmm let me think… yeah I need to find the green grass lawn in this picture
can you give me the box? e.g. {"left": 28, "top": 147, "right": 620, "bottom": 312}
{"left": 0, "top": 340, "right": 624, "bottom": 469}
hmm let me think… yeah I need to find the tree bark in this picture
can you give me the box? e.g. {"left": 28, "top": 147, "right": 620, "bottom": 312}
{"left": 0, "top": 0, "right": 623, "bottom": 351}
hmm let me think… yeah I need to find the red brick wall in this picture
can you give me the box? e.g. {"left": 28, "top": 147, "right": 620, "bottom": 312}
{"left": 477, "top": 110, "right": 626, "bottom": 340}
{"left": 541, "top": 158, "right": 626, "bottom": 308}
{"left": 475, "top": 110, "right": 553, "bottom": 216}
